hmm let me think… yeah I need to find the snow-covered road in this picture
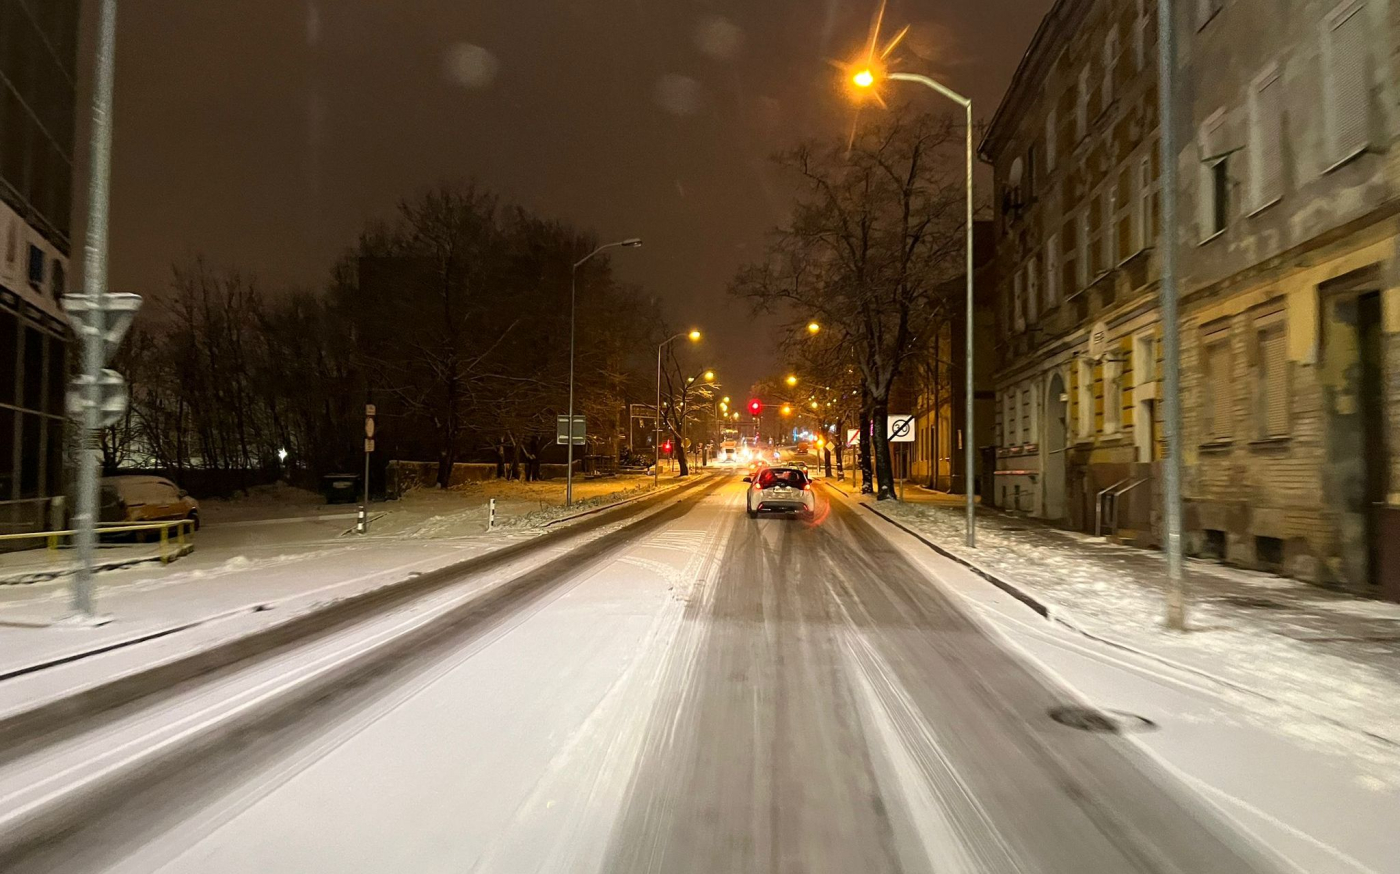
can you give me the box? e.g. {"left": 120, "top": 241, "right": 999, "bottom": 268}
{"left": 3, "top": 477, "right": 1363, "bottom": 873}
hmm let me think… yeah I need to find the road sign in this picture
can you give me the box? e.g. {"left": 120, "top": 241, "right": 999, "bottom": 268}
{"left": 556, "top": 415, "right": 586, "bottom": 445}
{"left": 846, "top": 429, "right": 859, "bottom": 448}
{"left": 67, "top": 369, "right": 129, "bottom": 428}
{"left": 888, "top": 414, "right": 916, "bottom": 443}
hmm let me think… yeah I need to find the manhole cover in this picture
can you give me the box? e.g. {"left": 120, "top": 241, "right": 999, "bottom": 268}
{"left": 1048, "top": 706, "right": 1157, "bottom": 734}
{"left": 1219, "top": 595, "right": 1288, "bottom": 610}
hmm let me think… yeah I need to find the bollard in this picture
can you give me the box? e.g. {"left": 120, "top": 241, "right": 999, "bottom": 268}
{"left": 488, "top": 498, "right": 496, "bottom": 530}
{"left": 159, "top": 524, "right": 170, "bottom": 564}
{"left": 356, "top": 505, "right": 367, "bottom": 535}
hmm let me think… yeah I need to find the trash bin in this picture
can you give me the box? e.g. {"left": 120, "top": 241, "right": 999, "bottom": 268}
{"left": 322, "top": 473, "right": 361, "bottom": 504}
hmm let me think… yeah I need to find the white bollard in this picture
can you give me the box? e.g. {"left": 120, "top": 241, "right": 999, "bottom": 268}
{"left": 488, "top": 498, "right": 496, "bottom": 530}
{"left": 356, "top": 505, "right": 367, "bottom": 535}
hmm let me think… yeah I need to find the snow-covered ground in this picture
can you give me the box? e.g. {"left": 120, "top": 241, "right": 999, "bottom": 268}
{"left": 0, "top": 474, "right": 685, "bottom": 677}
{"left": 862, "top": 494, "right": 1400, "bottom": 764}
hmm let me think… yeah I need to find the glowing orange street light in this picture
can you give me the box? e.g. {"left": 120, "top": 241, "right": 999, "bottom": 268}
{"left": 785, "top": 375, "right": 798, "bottom": 387}
{"left": 852, "top": 68, "right": 875, "bottom": 88}
{"left": 688, "top": 329, "right": 701, "bottom": 341}
{"left": 807, "top": 321, "right": 822, "bottom": 334}
{"left": 781, "top": 404, "right": 793, "bottom": 416}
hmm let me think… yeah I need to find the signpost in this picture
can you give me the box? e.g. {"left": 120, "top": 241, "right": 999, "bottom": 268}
{"left": 556, "top": 415, "right": 586, "bottom": 445}
{"left": 887, "top": 414, "right": 916, "bottom": 443}
{"left": 359, "top": 404, "right": 375, "bottom": 534}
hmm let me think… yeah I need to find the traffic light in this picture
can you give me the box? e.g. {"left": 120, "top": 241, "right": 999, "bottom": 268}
{"left": 662, "top": 439, "right": 673, "bottom": 455}
{"left": 748, "top": 399, "right": 763, "bottom": 416}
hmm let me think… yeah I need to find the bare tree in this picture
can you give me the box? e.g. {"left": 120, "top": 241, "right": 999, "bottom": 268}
{"left": 733, "top": 111, "right": 966, "bottom": 499}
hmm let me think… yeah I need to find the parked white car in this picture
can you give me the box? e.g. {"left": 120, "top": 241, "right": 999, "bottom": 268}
{"left": 100, "top": 476, "right": 200, "bottom": 529}
{"left": 744, "top": 466, "right": 815, "bottom": 519}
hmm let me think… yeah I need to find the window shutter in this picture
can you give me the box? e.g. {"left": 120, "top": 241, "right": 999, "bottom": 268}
{"left": 1045, "top": 234, "right": 1059, "bottom": 307}
{"left": 1026, "top": 259, "right": 1040, "bottom": 322}
{"left": 1206, "top": 339, "right": 1233, "bottom": 439}
{"left": 1046, "top": 109, "right": 1058, "bottom": 172}
{"left": 1250, "top": 69, "right": 1283, "bottom": 208}
{"left": 1325, "top": 1, "right": 1370, "bottom": 164}
{"left": 1260, "top": 324, "right": 1288, "bottom": 437}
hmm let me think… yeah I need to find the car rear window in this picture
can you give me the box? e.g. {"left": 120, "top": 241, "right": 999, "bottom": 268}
{"left": 757, "top": 468, "right": 807, "bottom": 489}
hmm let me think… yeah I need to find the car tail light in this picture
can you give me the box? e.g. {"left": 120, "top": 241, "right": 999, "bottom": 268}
{"left": 802, "top": 483, "right": 811, "bottom": 491}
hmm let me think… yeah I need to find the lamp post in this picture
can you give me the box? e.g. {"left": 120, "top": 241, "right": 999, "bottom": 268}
{"left": 655, "top": 330, "right": 701, "bottom": 486}
{"left": 1158, "top": 0, "right": 1186, "bottom": 629}
{"left": 852, "top": 67, "right": 977, "bottom": 549}
{"left": 567, "top": 238, "right": 641, "bottom": 507}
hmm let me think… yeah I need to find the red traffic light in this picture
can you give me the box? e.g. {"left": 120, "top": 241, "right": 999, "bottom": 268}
{"left": 748, "top": 399, "right": 763, "bottom": 416}
{"left": 662, "top": 440, "right": 673, "bottom": 454}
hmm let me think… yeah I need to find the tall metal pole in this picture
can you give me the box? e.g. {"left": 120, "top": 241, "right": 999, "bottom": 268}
{"left": 654, "top": 343, "right": 663, "bottom": 487}
{"left": 567, "top": 239, "right": 640, "bottom": 506}
{"left": 72, "top": 0, "right": 120, "bottom": 619}
{"left": 888, "top": 72, "right": 976, "bottom": 548}
{"left": 565, "top": 264, "right": 578, "bottom": 506}
{"left": 963, "top": 100, "right": 976, "bottom": 548}
{"left": 1157, "top": 0, "right": 1186, "bottom": 629}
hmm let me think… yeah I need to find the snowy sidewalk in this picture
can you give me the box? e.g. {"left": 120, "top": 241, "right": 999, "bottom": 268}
{"left": 848, "top": 486, "right": 1400, "bottom": 749}
{"left": 0, "top": 474, "right": 683, "bottom": 681}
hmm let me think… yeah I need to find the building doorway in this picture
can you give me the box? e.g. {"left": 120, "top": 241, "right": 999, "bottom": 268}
{"left": 1324, "top": 287, "right": 1389, "bottom": 588}
{"left": 1043, "top": 372, "right": 1068, "bottom": 521}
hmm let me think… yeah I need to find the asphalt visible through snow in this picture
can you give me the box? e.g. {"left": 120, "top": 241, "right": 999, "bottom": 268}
{"left": 21, "top": 476, "right": 1282, "bottom": 874}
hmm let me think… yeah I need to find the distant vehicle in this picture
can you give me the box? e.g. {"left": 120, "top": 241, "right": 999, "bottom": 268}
{"left": 720, "top": 439, "right": 738, "bottom": 462}
{"left": 744, "top": 466, "right": 815, "bottom": 519}
{"left": 100, "top": 475, "right": 200, "bottom": 529}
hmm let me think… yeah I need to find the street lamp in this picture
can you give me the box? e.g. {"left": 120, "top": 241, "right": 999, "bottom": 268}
{"left": 656, "top": 329, "right": 701, "bottom": 486}
{"left": 785, "top": 375, "right": 798, "bottom": 387}
{"left": 850, "top": 64, "right": 977, "bottom": 549}
{"left": 807, "top": 321, "right": 821, "bottom": 335}
{"left": 567, "top": 238, "right": 642, "bottom": 507}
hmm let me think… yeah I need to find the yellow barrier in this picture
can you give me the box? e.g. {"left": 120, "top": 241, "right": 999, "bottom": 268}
{"left": 0, "top": 518, "right": 196, "bottom": 565}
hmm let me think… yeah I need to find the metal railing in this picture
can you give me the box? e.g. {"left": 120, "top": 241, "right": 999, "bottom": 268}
{"left": 0, "top": 518, "right": 196, "bottom": 565}
{"left": 1095, "top": 477, "right": 1149, "bottom": 538}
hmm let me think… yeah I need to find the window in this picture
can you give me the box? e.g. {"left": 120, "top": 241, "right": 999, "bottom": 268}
{"left": 1104, "top": 358, "right": 1122, "bottom": 434}
{"left": 1087, "top": 194, "right": 1103, "bottom": 278}
{"left": 1025, "top": 144, "right": 1037, "bottom": 198}
{"left": 1102, "top": 27, "right": 1118, "bottom": 109}
{"left": 1256, "top": 315, "right": 1288, "bottom": 438}
{"left": 1114, "top": 164, "right": 1135, "bottom": 262}
{"left": 4, "top": 219, "right": 16, "bottom": 266}
{"left": 1248, "top": 67, "right": 1283, "bottom": 211}
{"left": 1013, "top": 269, "right": 1026, "bottom": 332}
{"left": 1021, "top": 388, "right": 1032, "bottom": 444}
{"left": 50, "top": 261, "right": 65, "bottom": 299}
{"left": 1076, "top": 67, "right": 1090, "bottom": 140}
{"left": 1322, "top": 0, "right": 1370, "bottom": 166}
{"left": 1135, "top": 333, "right": 1156, "bottom": 386}
{"left": 1045, "top": 234, "right": 1060, "bottom": 308}
{"left": 1077, "top": 358, "right": 1095, "bottom": 437}
{"left": 1004, "top": 390, "right": 1017, "bottom": 445}
{"left": 27, "top": 246, "right": 43, "bottom": 287}
{"left": 1202, "top": 328, "right": 1234, "bottom": 440}
{"left": 1026, "top": 258, "right": 1040, "bottom": 322}
{"left": 1134, "top": 1, "right": 1150, "bottom": 70}
{"left": 1200, "top": 113, "right": 1229, "bottom": 239}
{"left": 1079, "top": 210, "right": 1091, "bottom": 288}
{"left": 1063, "top": 216, "right": 1079, "bottom": 295}
{"left": 1197, "top": 0, "right": 1223, "bottom": 29}
{"left": 1045, "top": 109, "right": 1058, "bottom": 172}
{"left": 1138, "top": 153, "right": 1158, "bottom": 248}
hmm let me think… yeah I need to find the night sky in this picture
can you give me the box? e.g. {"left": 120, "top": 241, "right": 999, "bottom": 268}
{"left": 94, "top": 0, "right": 1051, "bottom": 390}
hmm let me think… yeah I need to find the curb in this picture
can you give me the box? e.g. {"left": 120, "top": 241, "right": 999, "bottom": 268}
{"left": 855, "top": 498, "right": 1053, "bottom": 620}
{"left": 0, "top": 473, "right": 728, "bottom": 864}
{"left": 540, "top": 477, "right": 693, "bottom": 528}
{"left": 855, "top": 496, "right": 1400, "bottom": 751}
{"left": 0, "top": 475, "right": 716, "bottom": 754}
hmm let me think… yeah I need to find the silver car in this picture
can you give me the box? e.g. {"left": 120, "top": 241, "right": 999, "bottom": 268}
{"left": 744, "top": 466, "right": 815, "bottom": 519}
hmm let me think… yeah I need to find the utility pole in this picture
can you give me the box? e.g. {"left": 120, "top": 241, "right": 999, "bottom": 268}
{"left": 1157, "top": 0, "right": 1187, "bottom": 629}
{"left": 67, "top": 0, "right": 124, "bottom": 621}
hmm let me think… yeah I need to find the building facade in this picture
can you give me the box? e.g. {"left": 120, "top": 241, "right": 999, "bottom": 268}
{"left": 1, "top": 0, "right": 81, "bottom": 532}
{"left": 908, "top": 221, "right": 998, "bottom": 496}
{"left": 981, "top": 0, "right": 1400, "bottom": 596}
